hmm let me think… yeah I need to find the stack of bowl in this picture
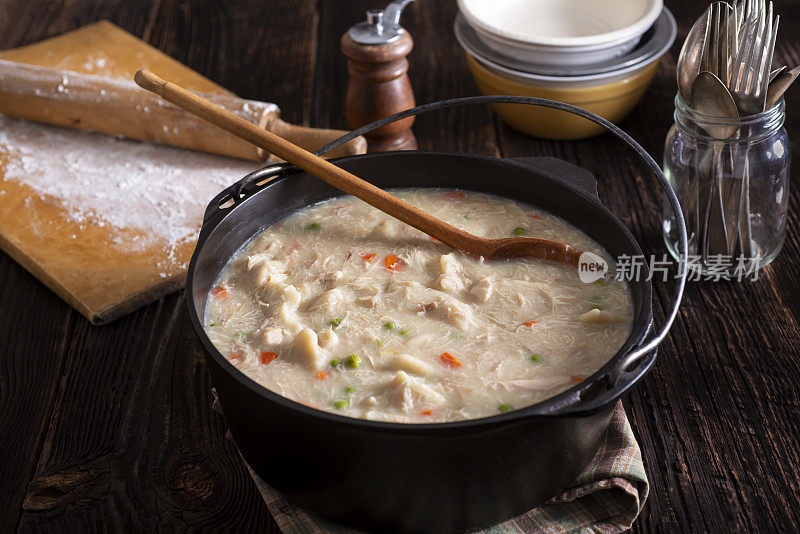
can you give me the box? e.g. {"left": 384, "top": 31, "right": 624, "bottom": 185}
{"left": 456, "top": 0, "right": 676, "bottom": 139}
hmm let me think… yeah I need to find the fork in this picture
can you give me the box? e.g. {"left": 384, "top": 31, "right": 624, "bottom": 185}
{"left": 728, "top": 0, "right": 779, "bottom": 260}
{"left": 701, "top": 2, "right": 737, "bottom": 81}
{"left": 731, "top": 0, "right": 779, "bottom": 114}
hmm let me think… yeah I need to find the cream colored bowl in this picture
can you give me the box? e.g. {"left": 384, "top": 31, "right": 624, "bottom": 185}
{"left": 465, "top": 53, "right": 662, "bottom": 140}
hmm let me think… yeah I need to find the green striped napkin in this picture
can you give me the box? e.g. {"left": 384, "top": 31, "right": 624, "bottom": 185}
{"left": 239, "top": 401, "right": 647, "bottom": 534}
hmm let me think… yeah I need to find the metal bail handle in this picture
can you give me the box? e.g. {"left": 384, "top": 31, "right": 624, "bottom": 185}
{"left": 311, "top": 96, "right": 688, "bottom": 378}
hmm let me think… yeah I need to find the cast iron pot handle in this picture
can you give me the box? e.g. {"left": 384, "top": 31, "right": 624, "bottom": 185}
{"left": 313, "top": 96, "right": 688, "bottom": 410}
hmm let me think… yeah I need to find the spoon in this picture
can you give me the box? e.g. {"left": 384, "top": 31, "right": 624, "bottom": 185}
{"left": 765, "top": 65, "right": 799, "bottom": 109}
{"left": 691, "top": 72, "right": 739, "bottom": 259}
{"left": 677, "top": 9, "right": 710, "bottom": 102}
{"left": 134, "top": 70, "right": 582, "bottom": 265}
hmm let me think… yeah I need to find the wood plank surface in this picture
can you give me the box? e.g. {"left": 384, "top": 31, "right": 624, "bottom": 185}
{"left": 1, "top": 0, "right": 799, "bottom": 532}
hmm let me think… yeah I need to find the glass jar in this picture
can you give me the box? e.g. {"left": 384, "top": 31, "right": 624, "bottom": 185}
{"left": 662, "top": 95, "right": 789, "bottom": 276}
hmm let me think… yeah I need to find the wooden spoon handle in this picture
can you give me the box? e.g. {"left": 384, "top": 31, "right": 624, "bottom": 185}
{"left": 134, "top": 70, "right": 475, "bottom": 251}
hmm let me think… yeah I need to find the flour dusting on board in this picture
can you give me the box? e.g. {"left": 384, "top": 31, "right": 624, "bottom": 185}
{"left": 0, "top": 115, "right": 259, "bottom": 275}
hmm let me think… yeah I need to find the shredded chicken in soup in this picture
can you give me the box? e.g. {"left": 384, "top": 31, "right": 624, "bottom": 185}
{"left": 204, "top": 190, "right": 632, "bottom": 423}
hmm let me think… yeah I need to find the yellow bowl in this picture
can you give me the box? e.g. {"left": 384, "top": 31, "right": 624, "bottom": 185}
{"left": 465, "top": 53, "right": 661, "bottom": 140}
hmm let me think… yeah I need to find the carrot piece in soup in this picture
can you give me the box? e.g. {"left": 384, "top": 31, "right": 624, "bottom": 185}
{"left": 259, "top": 351, "right": 278, "bottom": 365}
{"left": 230, "top": 350, "right": 244, "bottom": 361}
{"left": 440, "top": 352, "right": 462, "bottom": 369}
{"left": 315, "top": 371, "right": 327, "bottom": 380}
{"left": 385, "top": 254, "right": 404, "bottom": 271}
{"left": 420, "top": 409, "right": 433, "bottom": 416}
{"left": 522, "top": 320, "right": 536, "bottom": 327}
{"left": 211, "top": 286, "right": 228, "bottom": 299}
{"left": 571, "top": 376, "right": 584, "bottom": 383}
{"left": 362, "top": 252, "right": 377, "bottom": 263}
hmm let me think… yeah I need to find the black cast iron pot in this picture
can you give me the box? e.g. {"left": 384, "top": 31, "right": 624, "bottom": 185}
{"left": 185, "top": 98, "right": 687, "bottom": 533}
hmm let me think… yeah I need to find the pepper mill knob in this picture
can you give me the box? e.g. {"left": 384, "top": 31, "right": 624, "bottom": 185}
{"left": 342, "top": 0, "right": 417, "bottom": 153}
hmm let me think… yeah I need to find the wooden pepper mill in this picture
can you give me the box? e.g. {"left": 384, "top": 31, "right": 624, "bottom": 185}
{"left": 342, "top": 0, "right": 417, "bottom": 152}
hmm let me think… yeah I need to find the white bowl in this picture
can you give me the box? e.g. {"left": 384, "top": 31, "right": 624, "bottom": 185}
{"left": 458, "top": 0, "right": 663, "bottom": 66}
{"left": 455, "top": 9, "right": 676, "bottom": 76}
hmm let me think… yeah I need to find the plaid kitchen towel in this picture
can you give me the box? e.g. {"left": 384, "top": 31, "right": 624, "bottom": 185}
{"left": 240, "top": 401, "right": 648, "bottom": 534}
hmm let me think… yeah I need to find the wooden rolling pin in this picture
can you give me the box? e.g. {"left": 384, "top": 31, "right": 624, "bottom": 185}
{"left": 0, "top": 59, "right": 366, "bottom": 160}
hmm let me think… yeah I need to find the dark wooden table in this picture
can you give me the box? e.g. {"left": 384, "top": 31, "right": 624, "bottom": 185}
{"left": 2, "top": 1, "right": 799, "bottom": 532}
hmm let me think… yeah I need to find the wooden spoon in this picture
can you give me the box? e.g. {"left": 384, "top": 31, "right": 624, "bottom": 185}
{"left": 134, "top": 70, "right": 581, "bottom": 265}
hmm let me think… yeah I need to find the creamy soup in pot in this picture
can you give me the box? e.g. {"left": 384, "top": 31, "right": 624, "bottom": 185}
{"left": 204, "top": 189, "right": 632, "bottom": 423}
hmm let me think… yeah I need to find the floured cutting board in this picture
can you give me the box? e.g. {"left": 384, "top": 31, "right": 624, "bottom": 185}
{"left": 0, "top": 22, "right": 288, "bottom": 324}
